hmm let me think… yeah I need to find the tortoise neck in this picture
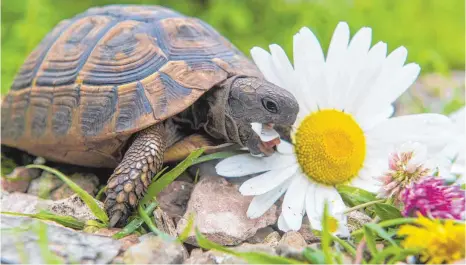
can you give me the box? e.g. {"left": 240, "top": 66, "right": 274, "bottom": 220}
{"left": 173, "top": 77, "right": 243, "bottom": 145}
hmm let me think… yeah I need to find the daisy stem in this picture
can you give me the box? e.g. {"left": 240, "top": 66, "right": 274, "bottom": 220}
{"left": 343, "top": 199, "right": 385, "bottom": 214}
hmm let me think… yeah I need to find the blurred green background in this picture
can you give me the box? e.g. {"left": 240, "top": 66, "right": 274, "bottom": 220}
{"left": 1, "top": 0, "right": 464, "bottom": 95}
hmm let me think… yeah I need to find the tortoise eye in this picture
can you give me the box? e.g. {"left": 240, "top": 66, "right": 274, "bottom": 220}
{"left": 262, "top": 98, "right": 279, "bottom": 114}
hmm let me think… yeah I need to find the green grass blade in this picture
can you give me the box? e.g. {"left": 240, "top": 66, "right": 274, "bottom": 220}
{"left": 191, "top": 151, "right": 241, "bottom": 165}
{"left": 95, "top": 186, "right": 107, "bottom": 201}
{"left": 137, "top": 204, "right": 173, "bottom": 241}
{"left": 351, "top": 218, "right": 416, "bottom": 237}
{"left": 178, "top": 213, "right": 194, "bottom": 243}
{"left": 1, "top": 211, "right": 85, "bottom": 230}
{"left": 140, "top": 148, "right": 204, "bottom": 206}
{"left": 365, "top": 223, "right": 397, "bottom": 246}
{"left": 26, "top": 165, "right": 109, "bottom": 225}
{"left": 330, "top": 234, "right": 356, "bottom": 257}
{"left": 363, "top": 226, "right": 378, "bottom": 256}
{"left": 35, "top": 221, "right": 64, "bottom": 264}
{"left": 113, "top": 201, "right": 158, "bottom": 239}
{"left": 321, "top": 202, "right": 334, "bottom": 264}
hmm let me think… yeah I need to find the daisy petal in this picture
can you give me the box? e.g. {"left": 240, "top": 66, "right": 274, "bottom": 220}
{"left": 250, "top": 47, "right": 283, "bottom": 87}
{"left": 240, "top": 165, "right": 299, "bottom": 195}
{"left": 270, "top": 44, "right": 294, "bottom": 91}
{"left": 250, "top": 123, "right": 280, "bottom": 142}
{"left": 366, "top": 114, "right": 453, "bottom": 156}
{"left": 277, "top": 140, "right": 294, "bottom": 155}
{"left": 282, "top": 173, "right": 309, "bottom": 230}
{"left": 278, "top": 213, "right": 292, "bottom": 232}
{"left": 247, "top": 177, "right": 292, "bottom": 219}
{"left": 215, "top": 153, "right": 296, "bottom": 177}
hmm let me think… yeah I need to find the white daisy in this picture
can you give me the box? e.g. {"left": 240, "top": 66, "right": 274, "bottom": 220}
{"left": 215, "top": 22, "right": 453, "bottom": 234}
{"left": 440, "top": 107, "right": 465, "bottom": 183}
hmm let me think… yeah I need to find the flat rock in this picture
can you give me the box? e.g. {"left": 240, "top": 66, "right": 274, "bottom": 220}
{"left": 1, "top": 192, "right": 102, "bottom": 222}
{"left": 157, "top": 181, "right": 194, "bottom": 220}
{"left": 246, "top": 226, "right": 275, "bottom": 244}
{"left": 177, "top": 175, "right": 278, "bottom": 246}
{"left": 45, "top": 194, "right": 103, "bottom": 222}
{"left": 94, "top": 228, "right": 139, "bottom": 251}
{"left": 1, "top": 192, "right": 42, "bottom": 214}
{"left": 1, "top": 167, "right": 40, "bottom": 193}
{"left": 123, "top": 235, "right": 187, "bottom": 264}
{"left": 262, "top": 231, "right": 281, "bottom": 247}
{"left": 0, "top": 214, "right": 120, "bottom": 264}
{"left": 278, "top": 231, "right": 307, "bottom": 250}
{"left": 298, "top": 218, "right": 320, "bottom": 243}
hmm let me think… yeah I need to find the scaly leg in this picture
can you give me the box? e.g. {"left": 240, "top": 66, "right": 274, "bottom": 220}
{"left": 104, "top": 123, "right": 165, "bottom": 227}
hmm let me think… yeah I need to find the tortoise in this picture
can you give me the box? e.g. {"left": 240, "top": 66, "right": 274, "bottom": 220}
{"left": 1, "top": 5, "right": 299, "bottom": 227}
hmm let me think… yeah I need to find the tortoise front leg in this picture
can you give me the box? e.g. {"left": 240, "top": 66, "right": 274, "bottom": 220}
{"left": 104, "top": 123, "right": 165, "bottom": 227}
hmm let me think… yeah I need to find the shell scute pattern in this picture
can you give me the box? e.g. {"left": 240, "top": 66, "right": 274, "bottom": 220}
{"left": 1, "top": 5, "right": 260, "bottom": 166}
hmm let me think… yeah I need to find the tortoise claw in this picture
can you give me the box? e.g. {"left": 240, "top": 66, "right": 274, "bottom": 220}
{"left": 109, "top": 210, "right": 123, "bottom": 228}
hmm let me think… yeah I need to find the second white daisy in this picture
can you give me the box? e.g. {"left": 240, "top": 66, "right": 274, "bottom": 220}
{"left": 216, "top": 22, "right": 453, "bottom": 234}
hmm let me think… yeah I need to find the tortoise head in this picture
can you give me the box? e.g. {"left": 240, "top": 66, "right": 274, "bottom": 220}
{"left": 224, "top": 75, "right": 299, "bottom": 155}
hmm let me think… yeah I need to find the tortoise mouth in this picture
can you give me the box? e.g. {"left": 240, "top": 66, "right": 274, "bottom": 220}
{"left": 248, "top": 122, "right": 281, "bottom": 156}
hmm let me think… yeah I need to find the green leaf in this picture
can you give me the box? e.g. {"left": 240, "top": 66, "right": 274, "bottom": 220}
{"left": 351, "top": 218, "right": 417, "bottom": 237}
{"left": 192, "top": 151, "right": 241, "bottom": 165}
{"left": 321, "top": 202, "right": 333, "bottom": 264}
{"left": 337, "top": 185, "right": 377, "bottom": 207}
{"left": 26, "top": 165, "right": 109, "bottom": 225}
{"left": 140, "top": 148, "right": 204, "bottom": 206}
{"left": 1, "top": 211, "right": 85, "bottom": 230}
{"left": 195, "top": 228, "right": 301, "bottom": 264}
{"left": 373, "top": 203, "right": 403, "bottom": 220}
{"left": 95, "top": 186, "right": 107, "bottom": 201}
{"left": 303, "top": 248, "right": 326, "bottom": 264}
{"left": 370, "top": 246, "right": 420, "bottom": 264}
{"left": 363, "top": 226, "right": 378, "bottom": 256}
{"left": 113, "top": 201, "right": 158, "bottom": 239}
{"left": 364, "top": 223, "right": 397, "bottom": 246}
{"left": 178, "top": 213, "right": 194, "bottom": 243}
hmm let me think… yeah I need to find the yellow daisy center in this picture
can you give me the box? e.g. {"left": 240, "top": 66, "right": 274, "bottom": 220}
{"left": 294, "top": 109, "right": 366, "bottom": 185}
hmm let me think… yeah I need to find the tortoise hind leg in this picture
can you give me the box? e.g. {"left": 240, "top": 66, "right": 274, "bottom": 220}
{"left": 104, "top": 123, "right": 165, "bottom": 227}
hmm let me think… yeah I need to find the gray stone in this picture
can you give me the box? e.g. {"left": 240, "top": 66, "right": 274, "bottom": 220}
{"left": 347, "top": 210, "right": 372, "bottom": 233}
{"left": 44, "top": 194, "right": 104, "bottom": 222}
{"left": 1, "top": 167, "right": 40, "bottom": 193}
{"left": 278, "top": 231, "right": 307, "bottom": 250}
{"left": 1, "top": 192, "right": 102, "bottom": 222}
{"left": 123, "top": 235, "right": 187, "bottom": 264}
{"left": 157, "top": 181, "right": 194, "bottom": 220}
{"left": 177, "top": 176, "right": 278, "bottom": 246}
{"left": 298, "top": 218, "right": 320, "bottom": 242}
{"left": 153, "top": 207, "right": 178, "bottom": 237}
{"left": 262, "top": 231, "right": 281, "bottom": 247}
{"left": 246, "top": 226, "right": 275, "bottom": 244}
{"left": 0, "top": 214, "right": 120, "bottom": 264}
{"left": 27, "top": 171, "right": 64, "bottom": 198}
{"left": 1, "top": 192, "right": 42, "bottom": 214}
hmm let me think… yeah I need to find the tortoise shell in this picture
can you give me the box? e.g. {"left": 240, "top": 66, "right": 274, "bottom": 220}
{"left": 1, "top": 5, "right": 262, "bottom": 167}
